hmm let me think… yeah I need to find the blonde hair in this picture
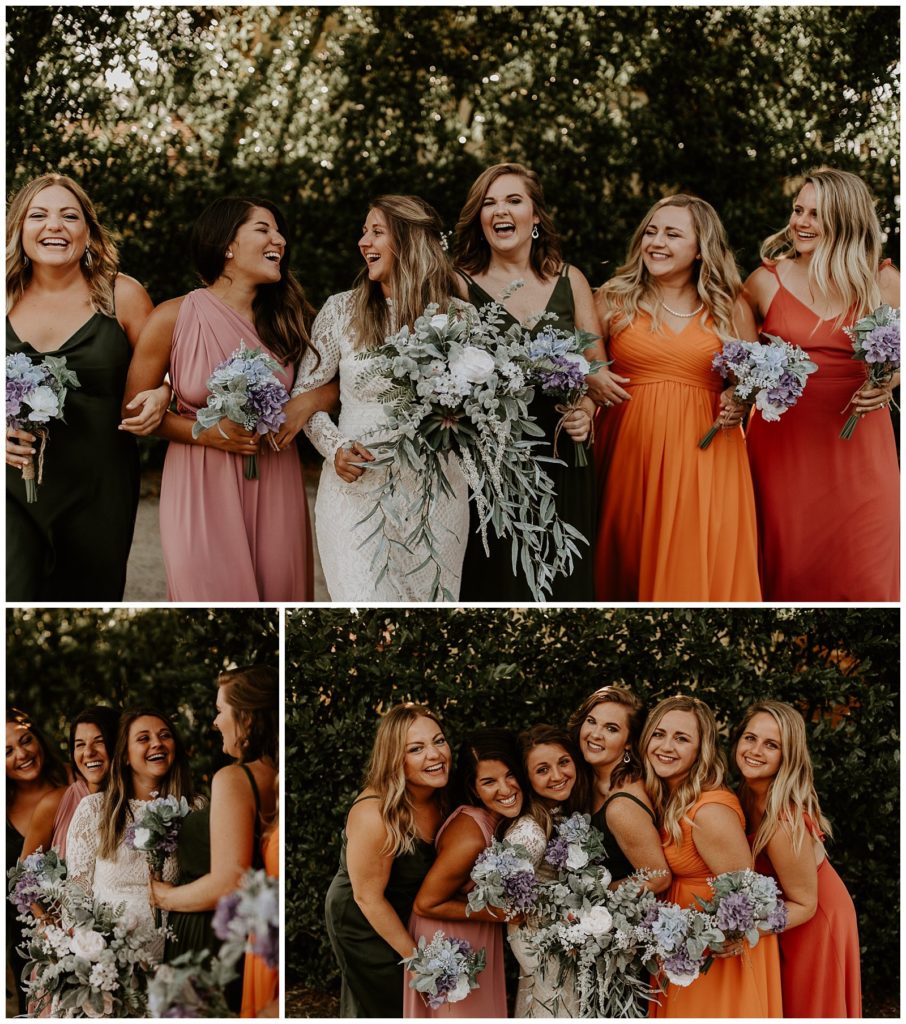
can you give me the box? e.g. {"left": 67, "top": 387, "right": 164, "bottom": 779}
{"left": 363, "top": 702, "right": 446, "bottom": 857}
{"left": 733, "top": 700, "right": 833, "bottom": 859}
{"left": 640, "top": 695, "right": 726, "bottom": 847}
{"left": 351, "top": 195, "right": 458, "bottom": 350}
{"left": 6, "top": 174, "right": 119, "bottom": 316}
{"left": 596, "top": 194, "right": 742, "bottom": 340}
{"left": 760, "top": 166, "right": 882, "bottom": 329}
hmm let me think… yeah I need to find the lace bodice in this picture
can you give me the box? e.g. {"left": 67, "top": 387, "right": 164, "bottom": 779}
{"left": 505, "top": 814, "right": 558, "bottom": 883}
{"left": 66, "top": 793, "right": 178, "bottom": 925}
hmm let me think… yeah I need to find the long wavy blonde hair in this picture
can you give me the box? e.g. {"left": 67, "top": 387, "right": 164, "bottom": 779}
{"left": 351, "top": 195, "right": 458, "bottom": 350}
{"left": 760, "top": 167, "right": 882, "bottom": 329}
{"left": 363, "top": 702, "right": 447, "bottom": 857}
{"left": 596, "top": 194, "right": 742, "bottom": 340}
{"left": 6, "top": 174, "right": 119, "bottom": 316}
{"left": 640, "top": 695, "right": 727, "bottom": 847}
{"left": 733, "top": 700, "right": 832, "bottom": 859}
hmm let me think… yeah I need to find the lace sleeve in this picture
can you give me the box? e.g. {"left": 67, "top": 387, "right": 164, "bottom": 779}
{"left": 505, "top": 815, "right": 548, "bottom": 867}
{"left": 66, "top": 794, "right": 100, "bottom": 894}
{"left": 293, "top": 292, "right": 348, "bottom": 461}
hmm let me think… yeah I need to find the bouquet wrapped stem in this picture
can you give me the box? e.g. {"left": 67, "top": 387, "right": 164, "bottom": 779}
{"left": 21, "top": 426, "right": 49, "bottom": 503}
{"left": 840, "top": 304, "right": 899, "bottom": 439}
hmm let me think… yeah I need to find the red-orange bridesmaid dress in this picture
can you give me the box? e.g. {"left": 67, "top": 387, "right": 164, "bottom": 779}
{"left": 651, "top": 789, "right": 782, "bottom": 1018}
{"left": 241, "top": 827, "right": 278, "bottom": 1018}
{"left": 753, "top": 816, "right": 861, "bottom": 1017}
{"left": 594, "top": 313, "right": 761, "bottom": 600}
{"left": 746, "top": 261, "right": 899, "bottom": 600}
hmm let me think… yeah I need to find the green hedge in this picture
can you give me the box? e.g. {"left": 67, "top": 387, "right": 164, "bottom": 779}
{"left": 286, "top": 607, "right": 899, "bottom": 1008}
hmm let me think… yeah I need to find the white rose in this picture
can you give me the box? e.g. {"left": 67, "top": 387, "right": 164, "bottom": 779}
{"left": 132, "top": 826, "right": 152, "bottom": 849}
{"left": 446, "top": 973, "right": 472, "bottom": 1003}
{"left": 429, "top": 314, "right": 449, "bottom": 330}
{"left": 565, "top": 844, "right": 589, "bottom": 871}
{"left": 664, "top": 967, "right": 698, "bottom": 987}
{"left": 70, "top": 927, "right": 107, "bottom": 961}
{"left": 563, "top": 352, "right": 591, "bottom": 375}
{"left": 577, "top": 905, "right": 613, "bottom": 937}
{"left": 449, "top": 346, "right": 496, "bottom": 385}
{"left": 755, "top": 391, "right": 784, "bottom": 422}
{"left": 23, "top": 386, "right": 59, "bottom": 422}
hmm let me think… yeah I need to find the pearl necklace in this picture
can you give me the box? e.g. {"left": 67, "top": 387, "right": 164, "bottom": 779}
{"left": 661, "top": 299, "right": 704, "bottom": 318}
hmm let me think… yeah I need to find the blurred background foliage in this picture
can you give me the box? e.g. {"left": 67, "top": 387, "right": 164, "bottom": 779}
{"left": 285, "top": 607, "right": 899, "bottom": 1014}
{"left": 6, "top": 607, "right": 279, "bottom": 792}
{"left": 7, "top": 6, "right": 900, "bottom": 310}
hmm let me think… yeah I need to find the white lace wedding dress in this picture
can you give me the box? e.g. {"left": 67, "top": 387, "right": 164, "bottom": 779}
{"left": 505, "top": 814, "right": 580, "bottom": 1018}
{"left": 293, "top": 290, "right": 470, "bottom": 600}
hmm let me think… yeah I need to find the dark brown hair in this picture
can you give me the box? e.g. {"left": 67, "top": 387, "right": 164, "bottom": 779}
{"left": 68, "top": 705, "right": 121, "bottom": 785}
{"left": 568, "top": 685, "right": 646, "bottom": 793}
{"left": 517, "top": 723, "right": 589, "bottom": 840}
{"left": 6, "top": 707, "right": 68, "bottom": 798}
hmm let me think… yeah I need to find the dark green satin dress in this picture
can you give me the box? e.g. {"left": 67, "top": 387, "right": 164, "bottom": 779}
{"left": 324, "top": 797, "right": 435, "bottom": 1018}
{"left": 456, "top": 267, "right": 596, "bottom": 600}
{"left": 6, "top": 312, "right": 140, "bottom": 600}
{"left": 590, "top": 791, "right": 656, "bottom": 883}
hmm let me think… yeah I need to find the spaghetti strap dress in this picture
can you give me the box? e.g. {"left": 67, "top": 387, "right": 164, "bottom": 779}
{"left": 6, "top": 311, "right": 139, "bottom": 601}
{"left": 594, "top": 311, "right": 761, "bottom": 600}
{"left": 590, "top": 791, "right": 654, "bottom": 883}
{"left": 404, "top": 805, "right": 507, "bottom": 1018}
{"left": 746, "top": 260, "right": 899, "bottom": 600}
{"left": 456, "top": 267, "right": 596, "bottom": 601}
{"left": 325, "top": 796, "right": 436, "bottom": 1018}
{"left": 240, "top": 826, "right": 279, "bottom": 1018}
{"left": 753, "top": 815, "right": 861, "bottom": 1017}
{"left": 652, "top": 789, "right": 782, "bottom": 1018}
{"left": 159, "top": 288, "right": 313, "bottom": 601}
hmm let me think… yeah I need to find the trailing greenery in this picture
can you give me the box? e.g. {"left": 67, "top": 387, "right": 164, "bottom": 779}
{"left": 286, "top": 607, "right": 898, "bottom": 1008}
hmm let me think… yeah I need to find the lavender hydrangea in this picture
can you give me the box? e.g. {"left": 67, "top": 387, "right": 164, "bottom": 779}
{"left": 862, "top": 322, "right": 899, "bottom": 364}
{"left": 714, "top": 890, "right": 755, "bottom": 933}
{"left": 467, "top": 839, "right": 541, "bottom": 919}
{"left": 404, "top": 930, "right": 486, "bottom": 1008}
{"left": 125, "top": 795, "right": 190, "bottom": 879}
{"left": 213, "top": 868, "right": 279, "bottom": 970}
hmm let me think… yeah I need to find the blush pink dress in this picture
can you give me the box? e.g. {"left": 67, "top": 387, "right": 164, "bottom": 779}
{"left": 51, "top": 779, "right": 90, "bottom": 860}
{"left": 404, "top": 805, "right": 507, "bottom": 1018}
{"left": 159, "top": 289, "right": 313, "bottom": 600}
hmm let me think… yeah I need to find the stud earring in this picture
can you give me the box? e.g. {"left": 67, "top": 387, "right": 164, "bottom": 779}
{"left": 225, "top": 250, "right": 234, "bottom": 259}
{"left": 531, "top": 225, "right": 540, "bottom": 240}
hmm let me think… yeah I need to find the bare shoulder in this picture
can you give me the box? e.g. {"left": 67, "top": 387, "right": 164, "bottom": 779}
{"left": 879, "top": 261, "right": 900, "bottom": 305}
{"left": 437, "top": 811, "right": 487, "bottom": 854}
{"left": 693, "top": 800, "right": 741, "bottom": 831}
{"left": 606, "top": 783, "right": 654, "bottom": 822}
{"left": 114, "top": 273, "right": 152, "bottom": 307}
{"left": 139, "top": 295, "right": 187, "bottom": 337}
{"left": 565, "top": 264, "right": 593, "bottom": 292}
{"left": 211, "top": 763, "right": 258, "bottom": 805}
{"left": 34, "top": 785, "right": 68, "bottom": 820}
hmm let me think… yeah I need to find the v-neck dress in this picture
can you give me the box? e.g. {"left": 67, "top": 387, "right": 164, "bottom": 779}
{"left": 746, "top": 261, "right": 899, "bottom": 600}
{"left": 594, "top": 310, "right": 761, "bottom": 600}
{"left": 456, "top": 268, "right": 596, "bottom": 601}
{"left": 6, "top": 311, "right": 140, "bottom": 600}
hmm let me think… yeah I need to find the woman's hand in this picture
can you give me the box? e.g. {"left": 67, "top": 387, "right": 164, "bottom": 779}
{"left": 586, "top": 366, "right": 632, "bottom": 409}
{"left": 197, "top": 419, "right": 261, "bottom": 456}
{"left": 850, "top": 377, "right": 898, "bottom": 415}
{"left": 149, "top": 878, "right": 174, "bottom": 910}
{"left": 119, "top": 384, "right": 172, "bottom": 435}
{"left": 6, "top": 427, "right": 36, "bottom": 469}
{"left": 709, "top": 937, "right": 746, "bottom": 959}
{"left": 272, "top": 393, "right": 313, "bottom": 450}
{"left": 562, "top": 401, "right": 593, "bottom": 443}
{"left": 334, "top": 441, "right": 374, "bottom": 483}
{"left": 718, "top": 388, "right": 746, "bottom": 429}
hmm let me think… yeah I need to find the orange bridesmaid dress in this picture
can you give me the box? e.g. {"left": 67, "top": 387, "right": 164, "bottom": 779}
{"left": 594, "top": 313, "right": 761, "bottom": 600}
{"left": 746, "top": 261, "right": 899, "bottom": 600}
{"left": 241, "top": 827, "right": 278, "bottom": 1018}
{"left": 652, "top": 789, "right": 782, "bottom": 1019}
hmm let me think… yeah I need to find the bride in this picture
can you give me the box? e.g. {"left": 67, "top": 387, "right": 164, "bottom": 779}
{"left": 291, "top": 195, "right": 472, "bottom": 601}
{"left": 66, "top": 709, "right": 195, "bottom": 930}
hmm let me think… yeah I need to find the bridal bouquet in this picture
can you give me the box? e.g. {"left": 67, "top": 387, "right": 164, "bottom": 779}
{"left": 355, "top": 303, "right": 587, "bottom": 601}
{"left": 694, "top": 868, "right": 787, "bottom": 949}
{"left": 125, "top": 794, "right": 190, "bottom": 880}
{"left": 147, "top": 949, "right": 236, "bottom": 1019}
{"left": 212, "top": 867, "right": 279, "bottom": 970}
{"left": 467, "top": 838, "right": 543, "bottom": 920}
{"left": 192, "top": 343, "right": 289, "bottom": 479}
{"left": 8, "top": 847, "right": 68, "bottom": 918}
{"left": 840, "top": 303, "right": 900, "bottom": 438}
{"left": 699, "top": 335, "right": 817, "bottom": 448}
{"left": 6, "top": 351, "right": 81, "bottom": 502}
{"left": 402, "top": 930, "right": 486, "bottom": 1009}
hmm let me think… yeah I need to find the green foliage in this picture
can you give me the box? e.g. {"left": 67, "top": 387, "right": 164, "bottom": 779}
{"left": 6, "top": 607, "right": 279, "bottom": 790}
{"left": 285, "top": 607, "right": 898, "bottom": 1006}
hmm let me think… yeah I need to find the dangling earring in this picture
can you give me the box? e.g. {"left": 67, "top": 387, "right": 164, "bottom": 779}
{"left": 531, "top": 225, "right": 540, "bottom": 240}
{"left": 22, "top": 254, "right": 29, "bottom": 268}
{"left": 622, "top": 749, "right": 631, "bottom": 764}
{"left": 83, "top": 247, "right": 93, "bottom": 269}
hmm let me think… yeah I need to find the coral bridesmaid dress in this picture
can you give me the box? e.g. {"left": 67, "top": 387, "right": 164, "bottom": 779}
{"left": 652, "top": 789, "right": 782, "bottom": 1018}
{"left": 753, "top": 816, "right": 861, "bottom": 1017}
{"left": 746, "top": 261, "right": 899, "bottom": 600}
{"left": 241, "top": 827, "right": 279, "bottom": 1018}
{"left": 594, "top": 313, "right": 761, "bottom": 600}
{"left": 404, "top": 805, "right": 507, "bottom": 1018}
{"left": 159, "top": 289, "right": 313, "bottom": 600}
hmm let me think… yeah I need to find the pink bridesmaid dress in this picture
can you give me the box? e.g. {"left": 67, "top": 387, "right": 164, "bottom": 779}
{"left": 53, "top": 779, "right": 89, "bottom": 860}
{"left": 404, "top": 805, "right": 507, "bottom": 1018}
{"left": 159, "top": 289, "right": 313, "bottom": 600}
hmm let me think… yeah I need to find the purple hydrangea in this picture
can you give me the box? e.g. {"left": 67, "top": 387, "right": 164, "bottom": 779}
{"left": 714, "top": 891, "right": 755, "bottom": 934}
{"left": 863, "top": 323, "right": 899, "bottom": 364}
{"left": 501, "top": 870, "right": 540, "bottom": 911}
{"left": 764, "top": 370, "right": 804, "bottom": 408}
{"left": 545, "top": 836, "right": 569, "bottom": 870}
{"left": 212, "top": 890, "right": 241, "bottom": 941}
{"left": 251, "top": 922, "right": 279, "bottom": 969}
{"left": 536, "top": 355, "right": 587, "bottom": 394}
{"left": 712, "top": 342, "right": 752, "bottom": 377}
{"left": 663, "top": 946, "right": 700, "bottom": 982}
{"left": 765, "top": 902, "right": 789, "bottom": 933}
{"left": 247, "top": 378, "right": 289, "bottom": 434}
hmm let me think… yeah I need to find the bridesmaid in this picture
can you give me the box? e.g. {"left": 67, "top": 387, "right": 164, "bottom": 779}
{"left": 453, "top": 162, "right": 603, "bottom": 601}
{"left": 123, "top": 196, "right": 337, "bottom": 601}
{"left": 406, "top": 728, "right": 526, "bottom": 1018}
{"left": 743, "top": 167, "right": 899, "bottom": 600}
{"left": 594, "top": 194, "right": 762, "bottom": 601}
{"left": 505, "top": 725, "right": 586, "bottom": 1018}
{"left": 151, "top": 667, "right": 277, "bottom": 1013}
{"left": 21, "top": 705, "right": 120, "bottom": 860}
{"left": 325, "top": 704, "right": 450, "bottom": 1017}
{"left": 734, "top": 700, "right": 861, "bottom": 1017}
{"left": 641, "top": 695, "right": 782, "bottom": 1018}
{"left": 6, "top": 174, "right": 168, "bottom": 601}
{"left": 6, "top": 709, "right": 68, "bottom": 1014}
{"left": 567, "top": 686, "right": 670, "bottom": 891}
{"left": 240, "top": 788, "right": 279, "bottom": 1017}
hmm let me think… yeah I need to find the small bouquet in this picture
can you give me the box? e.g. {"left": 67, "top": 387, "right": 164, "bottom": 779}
{"left": 192, "top": 343, "right": 289, "bottom": 479}
{"left": 467, "top": 838, "right": 542, "bottom": 920}
{"left": 523, "top": 324, "right": 604, "bottom": 467}
{"left": 694, "top": 868, "right": 787, "bottom": 950}
{"left": 402, "top": 930, "right": 486, "bottom": 1009}
{"left": 639, "top": 900, "right": 716, "bottom": 989}
{"left": 125, "top": 794, "right": 190, "bottom": 880}
{"left": 147, "top": 949, "right": 236, "bottom": 1019}
{"left": 699, "top": 335, "right": 817, "bottom": 448}
{"left": 6, "top": 351, "right": 81, "bottom": 502}
{"left": 840, "top": 303, "right": 900, "bottom": 438}
{"left": 8, "top": 847, "right": 68, "bottom": 918}
{"left": 212, "top": 867, "right": 279, "bottom": 970}
{"left": 545, "top": 812, "right": 609, "bottom": 879}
